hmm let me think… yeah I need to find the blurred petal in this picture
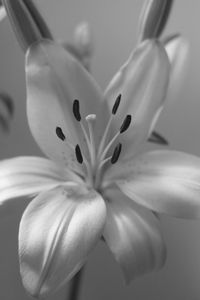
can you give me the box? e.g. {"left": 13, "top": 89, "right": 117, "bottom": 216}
{"left": 26, "top": 40, "right": 108, "bottom": 167}
{"left": 104, "top": 40, "right": 170, "bottom": 158}
{"left": 19, "top": 185, "right": 106, "bottom": 298}
{"left": 109, "top": 151, "right": 200, "bottom": 219}
{"left": 0, "top": 156, "right": 73, "bottom": 204}
{"left": 164, "top": 34, "right": 189, "bottom": 102}
{"left": 103, "top": 187, "right": 166, "bottom": 283}
{"left": 0, "top": 4, "right": 6, "bottom": 21}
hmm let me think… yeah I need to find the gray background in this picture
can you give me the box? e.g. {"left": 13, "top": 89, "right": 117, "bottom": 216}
{"left": 0, "top": 0, "right": 200, "bottom": 299}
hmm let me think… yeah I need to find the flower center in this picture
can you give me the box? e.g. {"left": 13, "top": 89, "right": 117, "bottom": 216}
{"left": 56, "top": 94, "right": 132, "bottom": 190}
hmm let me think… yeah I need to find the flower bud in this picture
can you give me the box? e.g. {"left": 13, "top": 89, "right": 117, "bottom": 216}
{"left": 62, "top": 22, "right": 94, "bottom": 70}
{"left": 74, "top": 22, "right": 94, "bottom": 58}
{"left": 2, "top": 0, "right": 53, "bottom": 52}
{"left": 138, "top": 0, "right": 174, "bottom": 42}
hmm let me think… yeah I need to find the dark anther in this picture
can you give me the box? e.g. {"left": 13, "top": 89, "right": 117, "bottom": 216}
{"left": 111, "top": 143, "right": 122, "bottom": 164}
{"left": 73, "top": 99, "right": 81, "bottom": 122}
{"left": 75, "top": 144, "right": 83, "bottom": 164}
{"left": 120, "top": 115, "right": 132, "bottom": 133}
{"left": 112, "top": 94, "right": 121, "bottom": 115}
{"left": 56, "top": 127, "right": 66, "bottom": 141}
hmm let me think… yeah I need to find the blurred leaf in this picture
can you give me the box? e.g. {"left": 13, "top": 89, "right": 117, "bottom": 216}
{"left": 0, "top": 92, "right": 14, "bottom": 115}
{"left": 0, "top": 92, "right": 14, "bottom": 132}
{"left": 148, "top": 131, "right": 169, "bottom": 145}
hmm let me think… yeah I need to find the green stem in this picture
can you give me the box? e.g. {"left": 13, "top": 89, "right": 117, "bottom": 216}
{"left": 68, "top": 268, "right": 84, "bottom": 300}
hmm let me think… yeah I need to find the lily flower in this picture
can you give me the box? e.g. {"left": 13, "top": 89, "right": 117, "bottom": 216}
{"left": 1, "top": 38, "right": 200, "bottom": 299}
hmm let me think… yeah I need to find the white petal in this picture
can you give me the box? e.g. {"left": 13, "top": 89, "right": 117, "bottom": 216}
{"left": 26, "top": 40, "right": 108, "bottom": 167}
{"left": 0, "top": 156, "right": 73, "bottom": 205}
{"left": 164, "top": 34, "right": 189, "bottom": 102}
{"left": 103, "top": 187, "right": 166, "bottom": 283}
{"left": 146, "top": 36, "right": 189, "bottom": 136}
{"left": 19, "top": 185, "right": 106, "bottom": 298}
{"left": 104, "top": 40, "right": 170, "bottom": 158}
{"left": 108, "top": 150, "right": 200, "bottom": 219}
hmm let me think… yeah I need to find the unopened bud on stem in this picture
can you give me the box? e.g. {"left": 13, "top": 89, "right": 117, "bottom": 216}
{"left": 74, "top": 22, "right": 94, "bottom": 58}
{"left": 2, "top": 0, "right": 53, "bottom": 52}
{"left": 138, "top": 0, "right": 174, "bottom": 42}
{"left": 63, "top": 22, "right": 94, "bottom": 70}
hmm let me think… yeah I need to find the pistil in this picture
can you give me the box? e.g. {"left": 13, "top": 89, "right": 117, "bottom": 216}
{"left": 85, "top": 114, "right": 97, "bottom": 168}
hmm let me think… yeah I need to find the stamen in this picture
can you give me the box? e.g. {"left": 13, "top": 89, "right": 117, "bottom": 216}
{"left": 112, "top": 94, "right": 121, "bottom": 115}
{"left": 94, "top": 155, "right": 112, "bottom": 188}
{"left": 56, "top": 127, "right": 66, "bottom": 141}
{"left": 97, "top": 116, "right": 113, "bottom": 158}
{"left": 72, "top": 100, "right": 98, "bottom": 172}
{"left": 95, "top": 143, "right": 122, "bottom": 188}
{"left": 73, "top": 99, "right": 81, "bottom": 121}
{"left": 98, "top": 95, "right": 121, "bottom": 156}
{"left": 56, "top": 125, "right": 93, "bottom": 183}
{"left": 120, "top": 115, "right": 132, "bottom": 133}
{"left": 99, "top": 114, "right": 132, "bottom": 161}
{"left": 72, "top": 100, "right": 93, "bottom": 160}
{"left": 111, "top": 143, "right": 122, "bottom": 164}
{"left": 75, "top": 144, "right": 83, "bottom": 164}
{"left": 98, "top": 95, "right": 121, "bottom": 157}
{"left": 97, "top": 156, "right": 112, "bottom": 170}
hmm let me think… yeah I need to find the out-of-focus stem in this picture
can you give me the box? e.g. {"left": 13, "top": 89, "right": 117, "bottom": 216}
{"left": 68, "top": 268, "right": 84, "bottom": 300}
